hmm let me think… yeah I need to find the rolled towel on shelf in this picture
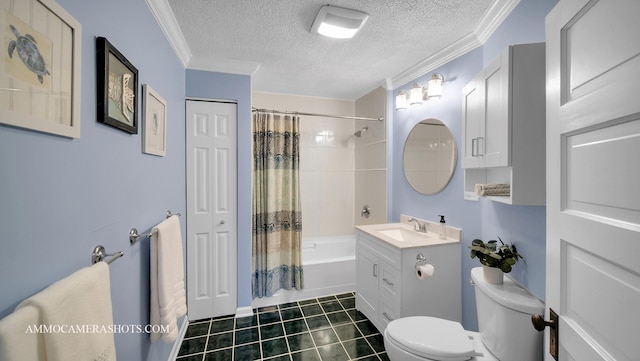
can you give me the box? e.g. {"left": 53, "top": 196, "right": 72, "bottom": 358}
{"left": 475, "top": 183, "right": 510, "bottom": 197}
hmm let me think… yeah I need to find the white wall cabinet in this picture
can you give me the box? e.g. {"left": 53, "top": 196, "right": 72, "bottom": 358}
{"left": 462, "top": 43, "right": 546, "bottom": 205}
{"left": 355, "top": 226, "right": 461, "bottom": 332}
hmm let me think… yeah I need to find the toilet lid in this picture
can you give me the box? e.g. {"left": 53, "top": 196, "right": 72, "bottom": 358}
{"left": 386, "top": 317, "right": 476, "bottom": 361}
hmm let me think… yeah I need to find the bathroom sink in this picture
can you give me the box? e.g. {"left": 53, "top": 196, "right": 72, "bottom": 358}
{"left": 356, "top": 216, "right": 460, "bottom": 249}
{"left": 377, "top": 227, "right": 433, "bottom": 243}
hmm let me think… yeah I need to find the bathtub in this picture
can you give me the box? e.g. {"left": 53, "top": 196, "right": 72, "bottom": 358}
{"left": 251, "top": 234, "right": 356, "bottom": 308}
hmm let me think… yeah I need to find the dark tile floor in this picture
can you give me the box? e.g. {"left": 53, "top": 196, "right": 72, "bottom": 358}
{"left": 176, "top": 292, "right": 388, "bottom": 361}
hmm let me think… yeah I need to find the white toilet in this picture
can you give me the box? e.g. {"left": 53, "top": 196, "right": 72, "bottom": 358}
{"left": 384, "top": 267, "right": 544, "bottom": 361}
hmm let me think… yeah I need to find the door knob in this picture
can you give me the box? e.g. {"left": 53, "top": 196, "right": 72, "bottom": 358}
{"left": 531, "top": 313, "right": 555, "bottom": 331}
{"left": 531, "top": 309, "right": 559, "bottom": 361}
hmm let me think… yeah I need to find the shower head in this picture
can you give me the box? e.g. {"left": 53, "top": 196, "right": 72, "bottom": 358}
{"left": 354, "top": 126, "right": 369, "bottom": 137}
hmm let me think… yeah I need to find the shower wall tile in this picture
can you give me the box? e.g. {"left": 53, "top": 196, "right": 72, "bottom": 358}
{"left": 355, "top": 87, "right": 388, "bottom": 224}
{"left": 253, "top": 92, "right": 357, "bottom": 238}
{"left": 354, "top": 170, "right": 387, "bottom": 226}
{"left": 301, "top": 147, "right": 354, "bottom": 171}
{"left": 253, "top": 90, "right": 388, "bottom": 237}
{"left": 355, "top": 141, "right": 386, "bottom": 170}
{"left": 302, "top": 170, "right": 355, "bottom": 237}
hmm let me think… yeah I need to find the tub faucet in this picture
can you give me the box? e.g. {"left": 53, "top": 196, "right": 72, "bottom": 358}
{"left": 408, "top": 218, "right": 427, "bottom": 233}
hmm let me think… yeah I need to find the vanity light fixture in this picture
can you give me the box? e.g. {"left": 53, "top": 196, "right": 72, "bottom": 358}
{"left": 394, "top": 73, "right": 446, "bottom": 111}
{"left": 409, "top": 83, "right": 426, "bottom": 106}
{"left": 311, "top": 5, "right": 369, "bottom": 39}
{"left": 395, "top": 90, "right": 408, "bottom": 111}
{"left": 427, "top": 73, "right": 445, "bottom": 99}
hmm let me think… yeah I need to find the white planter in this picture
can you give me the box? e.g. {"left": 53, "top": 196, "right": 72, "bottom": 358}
{"left": 483, "top": 266, "right": 504, "bottom": 285}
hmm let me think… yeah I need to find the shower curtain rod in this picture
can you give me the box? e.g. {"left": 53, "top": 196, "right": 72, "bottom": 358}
{"left": 252, "top": 107, "right": 384, "bottom": 122}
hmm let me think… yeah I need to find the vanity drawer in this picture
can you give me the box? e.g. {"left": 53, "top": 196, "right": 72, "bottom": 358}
{"left": 379, "top": 295, "right": 400, "bottom": 330}
{"left": 379, "top": 261, "right": 401, "bottom": 303}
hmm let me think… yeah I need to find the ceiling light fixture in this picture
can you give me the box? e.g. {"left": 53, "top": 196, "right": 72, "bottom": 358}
{"left": 311, "top": 5, "right": 369, "bottom": 39}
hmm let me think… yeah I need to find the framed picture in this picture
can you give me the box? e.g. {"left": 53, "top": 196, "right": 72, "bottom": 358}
{"left": 142, "top": 84, "right": 167, "bottom": 156}
{"left": 0, "top": 0, "right": 82, "bottom": 138}
{"left": 96, "top": 36, "right": 138, "bottom": 134}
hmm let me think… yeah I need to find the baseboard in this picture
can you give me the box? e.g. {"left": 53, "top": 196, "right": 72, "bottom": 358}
{"left": 235, "top": 306, "right": 254, "bottom": 318}
{"left": 168, "top": 316, "right": 189, "bottom": 361}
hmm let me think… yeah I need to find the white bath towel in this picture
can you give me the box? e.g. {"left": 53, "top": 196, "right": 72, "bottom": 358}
{"left": 0, "top": 304, "right": 45, "bottom": 361}
{"left": 13, "top": 262, "right": 116, "bottom": 361}
{"left": 150, "top": 215, "right": 187, "bottom": 343}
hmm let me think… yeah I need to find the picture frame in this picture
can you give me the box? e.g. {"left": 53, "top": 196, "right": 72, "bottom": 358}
{"left": 96, "top": 36, "right": 138, "bottom": 134}
{"left": 0, "top": 0, "right": 82, "bottom": 138}
{"left": 142, "top": 84, "right": 167, "bottom": 156}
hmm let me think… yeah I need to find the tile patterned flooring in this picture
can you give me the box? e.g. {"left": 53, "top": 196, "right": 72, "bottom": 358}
{"left": 176, "top": 292, "right": 389, "bottom": 361}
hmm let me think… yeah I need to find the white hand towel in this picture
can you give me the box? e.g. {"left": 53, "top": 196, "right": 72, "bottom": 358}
{"left": 0, "top": 304, "right": 45, "bottom": 361}
{"left": 150, "top": 215, "right": 187, "bottom": 343}
{"left": 15, "top": 262, "right": 116, "bottom": 361}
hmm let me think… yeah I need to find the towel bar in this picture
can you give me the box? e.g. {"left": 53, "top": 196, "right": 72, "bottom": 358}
{"left": 166, "top": 210, "right": 181, "bottom": 218}
{"left": 130, "top": 210, "right": 181, "bottom": 244}
{"left": 129, "top": 228, "right": 157, "bottom": 244}
{"left": 92, "top": 245, "right": 124, "bottom": 265}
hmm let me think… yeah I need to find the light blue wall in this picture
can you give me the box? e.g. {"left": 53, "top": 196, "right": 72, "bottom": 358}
{"left": 0, "top": 0, "right": 185, "bottom": 359}
{"left": 390, "top": 0, "right": 557, "bottom": 331}
{"left": 185, "top": 70, "right": 253, "bottom": 309}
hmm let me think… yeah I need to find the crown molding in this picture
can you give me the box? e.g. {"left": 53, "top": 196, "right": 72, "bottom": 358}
{"left": 390, "top": 32, "right": 482, "bottom": 90}
{"left": 475, "top": 0, "right": 521, "bottom": 43}
{"left": 145, "top": 0, "right": 192, "bottom": 67}
{"left": 187, "top": 56, "right": 261, "bottom": 76}
{"left": 148, "top": 0, "right": 520, "bottom": 90}
{"left": 389, "top": 0, "right": 521, "bottom": 90}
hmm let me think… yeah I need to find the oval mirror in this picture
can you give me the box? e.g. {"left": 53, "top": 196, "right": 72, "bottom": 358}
{"left": 403, "top": 118, "right": 457, "bottom": 194}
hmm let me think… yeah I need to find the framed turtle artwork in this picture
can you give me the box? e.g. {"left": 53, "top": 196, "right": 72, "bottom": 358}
{"left": 96, "top": 36, "right": 139, "bottom": 134}
{"left": 142, "top": 84, "right": 167, "bottom": 156}
{"left": 0, "top": 0, "right": 82, "bottom": 138}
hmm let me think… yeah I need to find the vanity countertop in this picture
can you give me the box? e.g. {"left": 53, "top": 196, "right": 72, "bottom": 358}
{"left": 356, "top": 222, "right": 460, "bottom": 249}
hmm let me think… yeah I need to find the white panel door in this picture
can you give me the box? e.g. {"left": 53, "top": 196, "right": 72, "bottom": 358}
{"left": 186, "top": 100, "right": 237, "bottom": 321}
{"left": 546, "top": 1, "right": 640, "bottom": 360}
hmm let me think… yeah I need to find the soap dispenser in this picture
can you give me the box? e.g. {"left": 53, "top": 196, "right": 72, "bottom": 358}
{"left": 438, "top": 215, "right": 447, "bottom": 239}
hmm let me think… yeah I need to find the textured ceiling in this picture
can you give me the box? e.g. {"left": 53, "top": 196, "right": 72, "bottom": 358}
{"left": 167, "top": 0, "right": 499, "bottom": 100}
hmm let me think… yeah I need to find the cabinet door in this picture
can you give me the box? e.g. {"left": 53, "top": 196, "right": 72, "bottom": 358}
{"left": 461, "top": 76, "right": 484, "bottom": 168}
{"left": 481, "top": 48, "right": 511, "bottom": 167}
{"left": 355, "top": 243, "right": 379, "bottom": 320}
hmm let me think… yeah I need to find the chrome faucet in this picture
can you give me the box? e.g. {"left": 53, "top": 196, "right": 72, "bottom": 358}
{"left": 408, "top": 217, "right": 428, "bottom": 233}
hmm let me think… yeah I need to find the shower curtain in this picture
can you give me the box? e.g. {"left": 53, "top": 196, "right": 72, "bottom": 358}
{"left": 252, "top": 111, "right": 303, "bottom": 298}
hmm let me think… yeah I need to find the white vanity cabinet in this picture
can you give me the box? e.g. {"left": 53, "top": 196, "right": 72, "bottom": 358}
{"left": 462, "top": 43, "right": 546, "bottom": 205}
{"left": 355, "top": 224, "right": 461, "bottom": 333}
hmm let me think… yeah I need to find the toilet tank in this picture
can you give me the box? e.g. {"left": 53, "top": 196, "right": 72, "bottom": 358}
{"left": 470, "top": 267, "right": 544, "bottom": 361}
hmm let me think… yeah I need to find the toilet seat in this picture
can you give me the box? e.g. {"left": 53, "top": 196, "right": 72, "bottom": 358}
{"left": 385, "top": 316, "right": 477, "bottom": 361}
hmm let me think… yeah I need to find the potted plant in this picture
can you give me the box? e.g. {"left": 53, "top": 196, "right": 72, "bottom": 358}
{"left": 469, "top": 237, "right": 522, "bottom": 284}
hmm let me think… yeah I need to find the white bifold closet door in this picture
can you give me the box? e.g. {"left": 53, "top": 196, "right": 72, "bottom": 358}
{"left": 186, "top": 100, "right": 237, "bottom": 321}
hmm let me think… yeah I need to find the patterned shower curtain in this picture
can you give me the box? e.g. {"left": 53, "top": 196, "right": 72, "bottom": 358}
{"left": 252, "top": 111, "right": 304, "bottom": 298}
